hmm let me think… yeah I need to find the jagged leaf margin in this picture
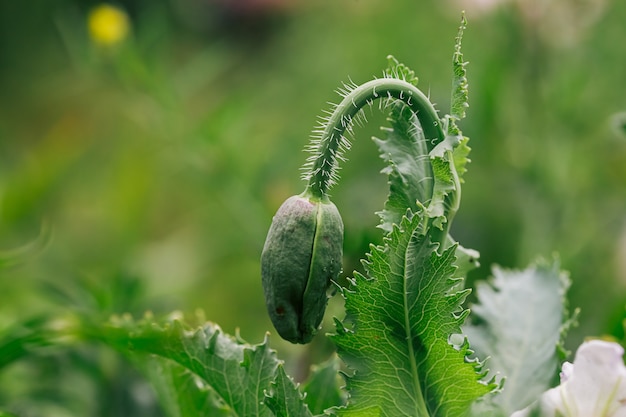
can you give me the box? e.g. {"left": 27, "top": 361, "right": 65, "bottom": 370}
{"left": 375, "top": 100, "right": 433, "bottom": 233}
{"left": 0, "top": 312, "right": 313, "bottom": 417}
{"left": 448, "top": 13, "right": 469, "bottom": 134}
{"left": 464, "top": 259, "right": 576, "bottom": 417}
{"left": 376, "top": 49, "right": 472, "bottom": 275}
{"left": 87, "top": 313, "right": 312, "bottom": 417}
{"left": 452, "top": 137, "right": 471, "bottom": 184}
{"left": 332, "top": 213, "right": 494, "bottom": 417}
{"left": 301, "top": 356, "right": 346, "bottom": 415}
{"left": 374, "top": 55, "right": 432, "bottom": 233}
{"left": 376, "top": 56, "right": 475, "bottom": 274}
{"left": 265, "top": 365, "right": 313, "bottom": 417}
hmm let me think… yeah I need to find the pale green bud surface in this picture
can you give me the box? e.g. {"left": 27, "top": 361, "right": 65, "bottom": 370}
{"left": 261, "top": 193, "right": 343, "bottom": 344}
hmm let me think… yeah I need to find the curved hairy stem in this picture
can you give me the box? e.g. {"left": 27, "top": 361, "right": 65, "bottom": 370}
{"left": 302, "top": 78, "right": 445, "bottom": 200}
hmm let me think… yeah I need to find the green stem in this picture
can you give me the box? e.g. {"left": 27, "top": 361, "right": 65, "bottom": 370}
{"left": 304, "top": 78, "right": 445, "bottom": 200}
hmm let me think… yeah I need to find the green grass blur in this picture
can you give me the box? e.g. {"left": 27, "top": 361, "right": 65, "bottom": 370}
{"left": 1, "top": 0, "right": 625, "bottom": 414}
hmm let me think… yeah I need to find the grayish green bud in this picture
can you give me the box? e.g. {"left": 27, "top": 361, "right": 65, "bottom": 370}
{"left": 261, "top": 193, "right": 343, "bottom": 344}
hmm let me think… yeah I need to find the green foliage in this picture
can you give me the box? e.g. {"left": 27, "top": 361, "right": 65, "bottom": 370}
{"left": 135, "top": 357, "right": 232, "bottom": 417}
{"left": 0, "top": 223, "right": 50, "bottom": 270}
{"left": 0, "top": 316, "right": 67, "bottom": 370}
{"left": 320, "top": 38, "right": 494, "bottom": 412}
{"left": 302, "top": 77, "right": 444, "bottom": 200}
{"left": 91, "top": 313, "right": 309, "bottom": 417}
{"left": 452, "top": 137, "right": 471, "bottom": 184}
{"left": 0, "top": 312, "right": 313, "bottom": 416}
{"left": 449, "top": 13, "right": 469, "bottom": 130}
{"left": 301, "top": 357, "right": 345, "bottom": 414}
{"left": 612, "top": 112, "right": 626, "bottom": 139}
{"left": 375, "top": 56, "right": 431, "bottom": 233}
{"left": 264, "top": 365, "right": 312, "bottom": 417}
{"left": 332, "top": 214, "right": 493, "bottom": 416}
{"left": 1, "top": 1, "right": 624, "bottom": 415}
{"left": 0, "top": 17, "right": 497, "bottom": 415}
{"left": 374, "top": 101, "right": 432, "bottom": 233}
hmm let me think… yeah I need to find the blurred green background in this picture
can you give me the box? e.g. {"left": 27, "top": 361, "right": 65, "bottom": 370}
{"left": 1, "top": 0, "right": 626, "bottom": 414}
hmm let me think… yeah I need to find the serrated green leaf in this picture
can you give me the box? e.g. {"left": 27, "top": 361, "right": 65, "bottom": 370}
{"left": 0, "top": 312, "right": 312, "bottom": 417}
{"left": 375, "top": 102, "right": 433, "bottom": 233}
{"left": 301, "top": 356, "right": 346, "bottom": 414}
{"left": 449, "top": 14, "right": 469, "bottom": 130}
{"left": 376, "top": 57, "right": 468, "bottom": 256}
{"left": 264, "top": 365, "right": 313, "bottom": 417}
{"left": 87, "top": 313, "right": 309, "bottom": 417}
{"left": 332, "top": 214, "right": 493, "bottom": 417}
{"left": 464, "top": 260, "right": 574, "bottom": 416}
{"left": 385, "top": 55, "right": 419, "bottom": 86}
{"left": 450, "top": 243, "right": 480, "bottom": 282}
{"left": 452, "top": 137, "right": 471, "bottom": 184}
{"left": 375, "top": 57, "right": 432, "bottom": 234}
{"left": 377, "top": 58, "right": 476, "bottom": 282}
{"left": 426, "top": 138, "right": 461, "bottom": 236}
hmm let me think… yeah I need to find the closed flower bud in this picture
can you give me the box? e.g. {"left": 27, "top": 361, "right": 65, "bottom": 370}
{"left": 261, "top": 193, "right": 343, "bottom": 344}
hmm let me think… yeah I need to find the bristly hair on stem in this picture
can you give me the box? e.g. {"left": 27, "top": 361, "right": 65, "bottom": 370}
{"left": 301, "top": 74, "right": 446, "bottom": 201}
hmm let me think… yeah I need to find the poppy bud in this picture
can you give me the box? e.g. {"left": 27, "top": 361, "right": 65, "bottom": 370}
{"left": 261, "top": 193, "right": 343, "bottom": 344}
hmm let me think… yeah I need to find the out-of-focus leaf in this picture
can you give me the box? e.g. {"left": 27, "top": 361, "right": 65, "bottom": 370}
{"left": 0, "top": 316, "right": 73, "bottom": 370}
{"left": 0, "top": 312, "right": 314, "bottom": 417}
{"left": 0, "top": 222, "right": 51, "bottom": 270}
{"left": 88, "top": 312, "right": 311, "bottom": 417}
{"left": 464, "top": 259, "right": 576, "bottom": 417}
{"left": 301, "top": 356, "right": 345, "bottom": 414}
{"left": 611, "top": 111, "right": 626, "bottom": 139}
{"left": 135, "top": 355, "right": 234, "bottom": 417}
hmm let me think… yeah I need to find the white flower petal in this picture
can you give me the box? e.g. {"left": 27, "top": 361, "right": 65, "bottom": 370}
{"left": 511, "top": 340, "right": 626, "bottom": 417}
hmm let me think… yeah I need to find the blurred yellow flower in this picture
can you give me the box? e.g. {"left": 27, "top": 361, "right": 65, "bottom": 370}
{"left": 88, "top": 4, "right": 130, "bottom": 46}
